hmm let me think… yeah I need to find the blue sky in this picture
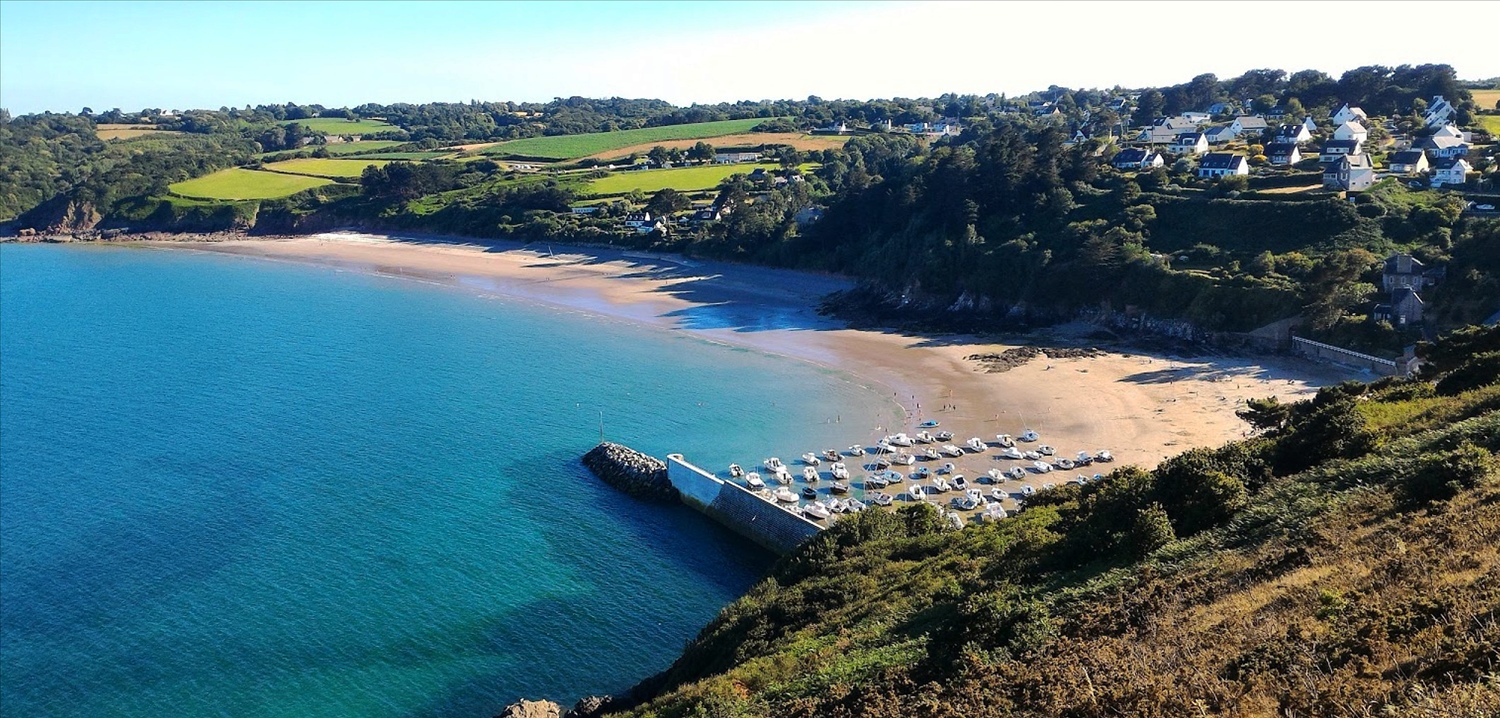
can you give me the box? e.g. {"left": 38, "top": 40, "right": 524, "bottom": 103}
{"left": 1, "top": 1, "right": 1496, "bottom": 114}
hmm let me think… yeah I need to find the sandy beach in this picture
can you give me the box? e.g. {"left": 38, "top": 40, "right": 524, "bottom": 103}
{"left": 135, "top": 232, "right": 1353, "bottom": 470}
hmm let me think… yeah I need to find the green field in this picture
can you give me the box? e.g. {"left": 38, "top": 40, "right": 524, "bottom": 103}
{"left": 1478, "top": 115, "right": 1500, "bottom": 135}
{"left": 264, "top": 158, "right": 390, "bottom": 178}
{"left": 483, "top": 118, "right": 770, "bottom": 160}
{"left": 169, "top": 169, "right": 336, "bottom": 200}
{"left": 357, "top": 151, "right": 454, "bottom": 160}
{"left": 586, "top": 162, "right": 780, "bottom": 196}
{"left": 288, "top": 117, "right": 396, "bottom": 134}
{"left": 320, "top": 140, "right": 403, "bottom": 155}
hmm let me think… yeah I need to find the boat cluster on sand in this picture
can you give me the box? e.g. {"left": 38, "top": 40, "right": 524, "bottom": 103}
{"left": 726, "top": 423, "right": 1116, "bottom": 528}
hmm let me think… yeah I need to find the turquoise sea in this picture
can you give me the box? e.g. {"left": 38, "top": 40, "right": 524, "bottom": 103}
{"left": 0, "top": 244, "right": 899, "bottom": 717}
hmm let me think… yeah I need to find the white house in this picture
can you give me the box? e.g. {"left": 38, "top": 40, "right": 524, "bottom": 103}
{"left": 1197, "top": 152, "right": 1249, "bottom": 178}
{"left": 1323, "top": 154, "right": 1376, "bottom": 192}
{"left": 1387, "top": 150, "right": 1429, "bottom": 174}
{"left": 1302, "top": 116, "right": 1318, "bottom": 134}
{"left": 1204, "top": 125, "right": 1238, "bottom": 144}
{"left": 713, "top": 151, "right": 761, "bottom": 164}
{"left": 1111, "top": 148, "right": 1164, "bottom": 170}
{"left": 1181, "top": 111, "right": 1212, "bottom": 124}
{"left": 1230, "top": 116, "right": 1268, "bottom": 135}
{"left": 1275, "top": 123, "right": 1312, "bottom": 145}
{"left": 1423, "top": 95, "right": 1456, "bottom": 128}
{"left": 1333, "top": 120, "right": 1368, "bottom": 144}
{"left": 623, "top": 211, "right": 655, "bottom": 229}
{"left": 1320, "top": 139, "right": 1364, "bottom": 161}
{"left": 1266, "top": 142, "right": 1303, "bottom": 165}
{"left": 1170, "top": 132, "right": 1209, "bottom": 155}
{"left": 1331, "top": 103, "right": 1368, "bottom": 125}
{"left": 1429, "top": 157, "right": 1473, "bottom": 188}
{"left": 1413, "top": 132, "right": 1470, "bottom": 158}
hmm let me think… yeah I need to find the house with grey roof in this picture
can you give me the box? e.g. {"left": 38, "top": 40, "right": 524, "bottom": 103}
{"left": 1197, "top": 152, "right": 1248, "bottom": 178}
{"left": 1111, "top": 148, "right": 1165, "bottom": 170}
{"left": 1320, "top": 139, "right": 1364, "bottom": 162}
{"left": 1323, "top": 153, "right": 1376, "bottom": 192}
{"left": 1430, "top": 157, "right": 1473, "bottom": 188}
{"left": 1170, "top": 132, "right": 1209, "bottom": 155}
{"left": 1387, "top": 150, "right": 1429, "bottom": 174}
{"left": 1266, "top": 142, "right": 1302, "bottom": 165}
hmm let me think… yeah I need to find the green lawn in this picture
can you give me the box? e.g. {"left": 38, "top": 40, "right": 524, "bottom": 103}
{"left": 288, "top": 117, "right": 396, "bottom": 134}
{"left": 482, "top": 118, "right": 771, "bottom": 160}
{"left": 1477, "top": 114, "right": 1500, "bottom": 135}
{"left": 320, "top": 140, "right": 403, "bottom": 155}
{"left": 356, "top": 151, "right": 454, "bottom": 160}
{"left": 263, "top": 158, "right": 390, "bottom": 178}
{"left": 169, "top": 169, "right": 336, "bottom": 200}
{"left": 586, "top": 162, "right": 781, "bottom": 196}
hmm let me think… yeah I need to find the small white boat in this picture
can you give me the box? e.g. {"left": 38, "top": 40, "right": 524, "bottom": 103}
{"left": 774, "top": 487, "right": 798, "bottom": 503}
{"left": 764, "top": 457, "right": 784, "bottom": 471}
{"left": 1000, "top": 447, "right": 1024, "bottom": 460}
{"left": 895, "top": 452, "right": 916, "bottom": 466}
{"left": 756, "top": 488, "right": 775, "bottom": 502}
{"left": 1032, "top": 460, "right": 1053, "bottom": 473}
{"left": 775, "top": 467, "right": 794, "bottom": 484}
{"left": 987, "top": 468, "right": 1004, "bottom": 481}
{"left": 1007, "top": 467, "right": 1027, "bottom": 480}
{"left": 952, "top": 475, "right": 969, "bottom": 491}
{"left": 886, "top": 433, "right": 915, "bottom": 447}
{"left": 914, "top": 430, "right": 936, "bottom": 444}
{"left": 908, "top": 484, "right": 925, "bottom": 500}
{"left": 802, "top": 466, "right": 819, "bottom": 482}
{"left": 1056, "top": 457, "right": 1076, "bottom": 470}
{"left": 957, "top": 495, "right": 980, "bottom": 511}
{"left": 803, "top": 502, "right": 831, "bottom": 520}
{"left": 935, "top": 430, "right": 955, "bottom": 441}
{"left": 1070, "top": 476, "right": 1087, "bottom": 486}
{"left": 1037, "top": 445, "right": 1056, "bottom": 456}
{"left": 982, "top": 504, "right": 1008, "bottom": 522}
{"left": 1019, "top": 430, "right": 1039, "bottom": 442}
{"left": 941, "top": 444, "right": 964, "bottom": 457}
{"left": 966, "top": 488, "right": 984, "bottom": 503}
{"left": 728, "top": 464, "right": 744, "bottom": 478}
{"left": 1023, "top": 450, "right": 1042, "bottom": 461}
{"left": 822, "top": 448, "right": 841, "bottom": 462}
{"left": 885, "top": 470, "right": 906, "bottom": 483}
{"left": 1077, "top": 450, "right": 1094, "bottom": 466}
{"left": 1020, "top": 485, "right": 1036, "bottom": 496}
{"left": 831, "top": 463, "right": 850, "bottom": 480}
{"left": 847, "top": 445, "right": 866, "bottom": 456}
{"left": 845, "top": 498, "right": 867, "bottom": 512}
{"left": 913, "top": 466, "right": 929, "bottom": 480}
{"left": 871, "top": 492, "right": 893, "bottom": 506}
{"left": 746, "top": 472, "right": 765, "bottom": 489}
{"left": 946, "top": 512, "right": 965, "bottom": 530}
{"left": 966, "top": 437, "right": 987, "bottom": 453}
{"left": 990, "top": 488, "right": 1008, "bottom": 503}
{"left": 922, "top": 447, "right": 940, "bottom": 460}
{"left": 870, "top": 455, "right": 892, "bottom": 469}
{"left": 801, "top": 452, "right": 821, "bottom": 466}
{"left": 1095, "top": 450, "right": 1115, "bottom": 463}
{"left": 932, "top": 477, "right": 952, "bottom": 492}
{"left": 830, "top": 481, "right": 850, "bottom": 495}
{"left": 995, "top": 434, "right": 1015, "bottom": 448}
{"left": 865, "top": 474, "right": 888, "bottom": 489}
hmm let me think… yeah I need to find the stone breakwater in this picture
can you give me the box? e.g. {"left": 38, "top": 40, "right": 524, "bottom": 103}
{"left": 581, "top": 442, "right": 679, "bottom": 502}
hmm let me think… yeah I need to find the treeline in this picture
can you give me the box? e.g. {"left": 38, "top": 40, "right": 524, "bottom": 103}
{"left": 602, "top": 326, "right": 1500, "bottom": 718}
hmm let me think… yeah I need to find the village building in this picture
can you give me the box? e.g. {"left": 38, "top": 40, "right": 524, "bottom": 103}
{"left": 1197, "top": 152, "right": 1249, "bottom": 178}
{"left": 1322, "top": 153, "right": 1376, "bottom": 192}
{"left": 1387, "top": 150, "right": 1429, "bottom": 174}
{"left": 1170, "top": 132, "right": 1209, "bottom": 155}
{"left": 1181, "top": 111, "right": 1212, "bottom": 124}
{"left": 1331, "top": 103, "right": 1368, "bottom": 125}
{"left": 1383, "top": 254, "right": 1436, "bottom": 292}
{"left": 1274, "top": 123, "right": 1312, "bottom": 145}
{"left": 1230, "top": 115, "right": 1268, "bottom": 135}
{"left": 1429, "top": 157, "right": 1473, "bottom": 188}
{"left": 1333, "top": 120, "right": 1368, "bottom": 144}
{"left": 1110, "top": 148, "right": 1165, "bottom": 170}
{"left": 1204, "top": 125, "right": 1237, "bottom": 144}
{"left": 1372, "top": 287, "right": 1425, "bottom": 327}
{"left": 713, "top": 151, "right": 761, "bottom": 164}
{"left": 1413, "top": 128, "right": 1470, "bottom": 158}
{"left": 1423, "top": 95, "right": 1457, "bottom": 128}
{"left": 1319, "top": 139, "right": 1364, "bottom": 162}
{"left": 1266, "top": 142, "right": 1303, "bottom": 165}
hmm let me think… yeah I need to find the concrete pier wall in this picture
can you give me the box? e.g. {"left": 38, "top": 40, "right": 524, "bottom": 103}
{"left": 666, "top": 453, "right": 823, "bottom": 555}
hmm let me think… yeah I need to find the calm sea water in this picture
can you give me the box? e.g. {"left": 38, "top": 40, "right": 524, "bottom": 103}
{"left": 0, "top": 244, "right": 899, "bottom": 718}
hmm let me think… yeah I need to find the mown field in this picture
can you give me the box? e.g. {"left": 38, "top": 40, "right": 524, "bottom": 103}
{"left": 1478, "top": 114, "right": 1500, "bottom": 135}
{"left": 263, "top": 158, "right": 390, "bottom": 178}
{"left": 95, "top": 124, "right": 183, "bottom": 141}
{"left": 320, "top": 140, "right": 403, "bottom": 155}
{"left": 169, "top": 168, "right": 335, "bottom": 200}
{"left": 586, "top": 162, "right": 782, "bottom": 196}
{"left": 577, "top": 132, "right": 849, "bottom": 161}
{"left": 482, "top": 118, "right": 770, "bottom": 160}
{"left": 357, "top": 151, "right": 454, "bottom": 160}
{"left": 287, "top": 117, "right": 396, "bottom": 134}
{"left": 1469, "top": 89, "right": 1500, "bottom": 110}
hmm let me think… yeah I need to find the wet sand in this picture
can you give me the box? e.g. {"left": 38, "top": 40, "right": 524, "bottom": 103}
{"left": 136, "top": 232, "right": 1353, "bottom": 473}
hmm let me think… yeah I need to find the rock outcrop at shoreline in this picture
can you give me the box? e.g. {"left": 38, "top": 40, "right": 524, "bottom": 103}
{"left": 966, "top": 345, "right": 1107, "bottom": 373}
{"left": 581, "top": 442, "right": 678, "bottom": 502}
{"left": 494, "top": 695, "right": 614, "bottom": 718}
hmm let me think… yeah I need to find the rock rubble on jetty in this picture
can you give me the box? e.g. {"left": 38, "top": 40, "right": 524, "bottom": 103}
{"left": 581, "top": 442, "right": 678, "bottom": 502}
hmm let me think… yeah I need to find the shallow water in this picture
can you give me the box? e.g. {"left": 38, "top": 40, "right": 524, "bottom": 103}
{"left": 0, "top": 244, "right": 899, "bottom": 718}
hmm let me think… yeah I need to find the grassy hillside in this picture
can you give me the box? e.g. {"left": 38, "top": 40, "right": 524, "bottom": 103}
{"left": 169, "top": 168, "right": 336, "bottom": 200}
{"left": 586, "top": 163, "right": 780, "bottom": 196}
{"left": 604, "top": 326, "right": 1500, "bottom": 718}
{"left": 263, "top": 157, "right": 390, "bottom": 179}
{"left": 481, "top": 119, "right": 770, "bottom": 160}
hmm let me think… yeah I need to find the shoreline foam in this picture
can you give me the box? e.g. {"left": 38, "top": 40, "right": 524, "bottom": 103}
{"left": 129, "top": 232, "right": 1355, "bottom": 468}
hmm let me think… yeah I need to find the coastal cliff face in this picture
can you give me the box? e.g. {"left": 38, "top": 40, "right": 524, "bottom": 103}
{"left": 580, "top": 443, "right": 678, "bottom": 502}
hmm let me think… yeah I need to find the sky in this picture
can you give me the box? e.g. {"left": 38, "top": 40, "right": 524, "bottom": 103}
{"left": 1, "top": 0, "right": 1497, "bottom": 114}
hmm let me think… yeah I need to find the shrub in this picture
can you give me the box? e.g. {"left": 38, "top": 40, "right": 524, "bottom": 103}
{"left": 1129, "top": 503, "right": 1177, "bottom": 557}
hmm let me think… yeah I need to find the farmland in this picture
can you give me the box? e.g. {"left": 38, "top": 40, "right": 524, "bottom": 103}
{"left": 263, "top": 158, "right": 390, "bottom": 178}
{"left": 482, "top": 118, "right": 770, "bottom": 160}
{"left": 1469, "top": 89, "right": 1500, "bottom": 110}
{"left": 320, "top": 140, "right": 404, "bottom": 155}
{"left": 357, "top": 151, "right": 455, "bottom": 160}
{"left": 1477, "top": 114, "right": 1500, "bottom": 136}
{"left": 287, "top": 117, "right": 397, "bottom": 134}
{"left": 169, "top": 168, "right": 336, "bottom": 200}
{"left": 577, "top": 132, "right": 849, "bottom": 161}
{"left": 586, "top": 162, "right": 780, "bottom": 196}
{"left": 96, "top": 124, "right": 183, "bottom": 141}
